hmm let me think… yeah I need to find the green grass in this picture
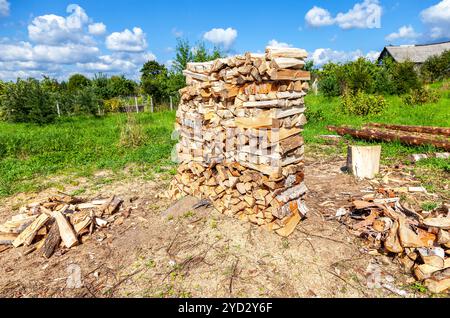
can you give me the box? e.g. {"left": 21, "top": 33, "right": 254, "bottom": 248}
{"left": 304, "top": 82, "right": 449, "bottom": 196}
{"left": 1, "top": 81, "right": 449, "bottom": 199}
{"left": 304, "top": 83, "right": 450, "bottom": 164}
{"left": 0, "top": 111, "right": 176, "bottom": 197}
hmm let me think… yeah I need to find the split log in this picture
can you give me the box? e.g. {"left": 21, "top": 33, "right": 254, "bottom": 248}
{"left": 328, "top": 126, "right": 450, "bottom": 151}
{"left": 12, "top": 213, "right": 50, "bottom": 247}
{"left": 366, "top": 123, "right": 450, "bottom": 137}
{"left": 41, "top": 222, "right": 61, "bottom": 259}
{"left": 53, "top": 211, "right": 78, "bottom": 248}
{"left": 346, "top": 145, "right": 381, "bottom": 180}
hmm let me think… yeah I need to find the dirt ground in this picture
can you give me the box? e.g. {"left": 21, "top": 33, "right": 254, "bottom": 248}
{"left": 0, "top": 148, "right": 440, "bottom": 298}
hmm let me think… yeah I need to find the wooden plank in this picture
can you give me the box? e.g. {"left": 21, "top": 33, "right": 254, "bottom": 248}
{"left": 268, "top": 69, "right": 311, "bottom": 81}
{"left": 270, "top": 57, "right": 305, "bottom": 70}
{"left": 53, "top": 210, "right": 78, "bottom": 248}
{"left": 266, "top": 47, "right": 308, "bottom": 59}
{"left": 12, "top": 213, "right": 50, "bottom": 248}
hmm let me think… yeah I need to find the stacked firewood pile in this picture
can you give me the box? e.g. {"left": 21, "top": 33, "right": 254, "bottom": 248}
{"left": 0, "top": 193, "right": 124, "bottom": 258}
{"left": 168, "top": 47, "right": 310, "bottom": 236}
{"left": 338, "top": 191, "right": 450, "bottom": 293}
{"left": 328, "top": 123, "right": 450, "bottom": 151}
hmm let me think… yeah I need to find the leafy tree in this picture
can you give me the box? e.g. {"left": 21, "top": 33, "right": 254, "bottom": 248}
{"left": 345, "top": 58, "right": 376, "bottom": 93}
{"left": 74, "top": 86, "right": 101, "bottom": 116}
{"left": 421, "top": 50, "right": 450, "bottom": 82}
{"left": 172, "top": 39, "right": 193, "bottom": 75}
{"left": 1, "top": 78, "right": 55, "bottom": 124}
{"left": 140, "top": 61, "right": 169, "bottom": 103}
{"left": 68, "top": 74, "right": 91, "bottom": 91}
{"left": 108, "top": 75, "right": 137, "bottom": 97}
{"left": 92, "top": 73, "right": 110, "bottom": 100}
{"left": 391, "top": 60, "right": 422, "bottom": 94}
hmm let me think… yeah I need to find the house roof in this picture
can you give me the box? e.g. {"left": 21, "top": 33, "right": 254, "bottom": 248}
{"left": 380, "top": 41, "right": 450, "bottom": 63}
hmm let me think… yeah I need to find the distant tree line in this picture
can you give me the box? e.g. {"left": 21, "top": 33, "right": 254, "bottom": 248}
{"left": 316, "top": 50, "right": 450, "bottom": 98}
{"left": 0, "top": 39, "right": 224, "bottom": 124}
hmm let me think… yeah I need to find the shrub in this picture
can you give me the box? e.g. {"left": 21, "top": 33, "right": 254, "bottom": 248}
{"left": 421, "top": 50, "right": 450, "bottom": 83}
{"left": 104, "top": 98, "right": 123, "bottom": 113}
{"left": 318, "top": 63, "right": 347, "bottom": 97}
{"left": 402, "top": 87, "right": 440, "bottom": 106}
{"left": 1, "top": 78, "right": 56, "bottom": 124}
{"left": 391, "top": 60, "right": 422, "bottom": 94}
{"left": 74, "top": 87, "right": 101, "bottom": 116}
{"left": 345, "top": 58, "right": 376, "bottom": 94}
{"left": 340, "top": 91, "right": 386, "bottom": 116}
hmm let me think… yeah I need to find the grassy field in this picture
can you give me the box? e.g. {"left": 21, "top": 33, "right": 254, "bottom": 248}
{"left": 0, "top": 81, "right": 449, "bottom": 198}
{"left": 0, "top": 111, "right": 176, "bottom": 197}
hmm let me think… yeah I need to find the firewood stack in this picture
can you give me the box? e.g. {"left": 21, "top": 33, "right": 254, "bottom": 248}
{"left": 167, "top": 47, "right": 311, "bottom": 236}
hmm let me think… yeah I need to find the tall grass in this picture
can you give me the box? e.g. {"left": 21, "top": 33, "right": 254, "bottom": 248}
{"left": 0, "top": 111, "right": 176, "bottom": 196}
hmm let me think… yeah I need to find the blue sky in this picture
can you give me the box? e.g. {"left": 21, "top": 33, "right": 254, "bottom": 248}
{"left": 0, "top": 0, "right": 449, "bottom": 81}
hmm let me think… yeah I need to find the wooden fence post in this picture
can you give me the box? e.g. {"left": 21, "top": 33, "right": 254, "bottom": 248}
{"left": 56, "top": 101, "right": 61, "bottom": 117}
{"left": 170, "top": 96, "right": 173, "bottom": 111}
{"left": 150, "top": 96, "right": 154, "bottom": 113}
{"left": 134, "top": 96, "right": 139, "bottom": 113}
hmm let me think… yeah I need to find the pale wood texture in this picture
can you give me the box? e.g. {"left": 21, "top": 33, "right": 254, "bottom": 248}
{"left": 346, "top": 145, "right": 381, "bottom": 180}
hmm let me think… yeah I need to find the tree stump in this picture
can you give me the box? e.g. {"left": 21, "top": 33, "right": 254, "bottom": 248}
{"left": 346, "top": 145, "right": 381, "bottom": 180}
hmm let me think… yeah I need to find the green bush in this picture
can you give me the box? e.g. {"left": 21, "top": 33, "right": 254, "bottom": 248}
{"left": 402, "top": 87, "right": 440, "bottom": 106}
{"left": 391, "top": 60, "right": 422, "bottom": 94}
{"left": 421, "top": 50, "right": 450, "bottom": 83}
{"left": 340, "top": 91, "right": 386, "bottom": 116}
{"left": 74, "top": 87, "right": 101, "bottom": 116}
{"left": 0, "top": 78, "right": 56, "bottom": 124}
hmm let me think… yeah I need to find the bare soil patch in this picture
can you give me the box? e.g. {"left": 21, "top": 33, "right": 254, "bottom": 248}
{"left": 0, "top": 150, "right": 433, "bottom": 298}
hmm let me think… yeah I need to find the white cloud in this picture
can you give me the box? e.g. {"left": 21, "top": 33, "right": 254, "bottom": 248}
{"left": 310, "top": 48, "right": 378, "bottom": 66}
{"left": 106, "top": 27, "right": 148, "bottom": 52}
{"left": 335, "top": 0, "right": 382, "bottom": 29}
{"left": 0, "top": 0, "right": 9, "bottom": 17}
{"left": 385, "top": 25, "right": 420, "bottom": 42}
{"left": 304, "top": 0, "right": 382, "bottom": 30}
{"left": 305, "top": 6, "right": 334, "bottom": 27}
{"left": 28, "top": 4, "right": 93, "bottom": 45}
{"left": 267, "top": 39, "right": 293, "bottom": 48}
{"left": 0, "top": 4, "right": 153, "bottom": 81}
{"left": 203, "top": 27, "right": 237, "bottom": 49}
{"left": 77, "top": 51, "right": 156, "bottom": 79}
{"left": 0, "top": 41, "right": 99, "bottom": 64}
{"left": 421, "top": 0, "right": 450, "bottom": 39}
{"left": 88, "top": 22, "right": 106, "bottom": 35}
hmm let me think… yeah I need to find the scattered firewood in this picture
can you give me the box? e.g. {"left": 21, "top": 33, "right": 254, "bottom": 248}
{"left": 102, "top": 196, "right": 124, "bottom": 215}
{"left": 335, "top": 187, "right": 450, "bottom": 293}
{"left": 0, "top": 194, "right": 124, "bottom": 259}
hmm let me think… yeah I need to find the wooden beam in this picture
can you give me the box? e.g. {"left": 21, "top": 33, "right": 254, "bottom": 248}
{"left": 366, "top": 123, "right": 450, "bottom": 137}
{"left": 328, "top": 126, "right": 450, "bottom": 151}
